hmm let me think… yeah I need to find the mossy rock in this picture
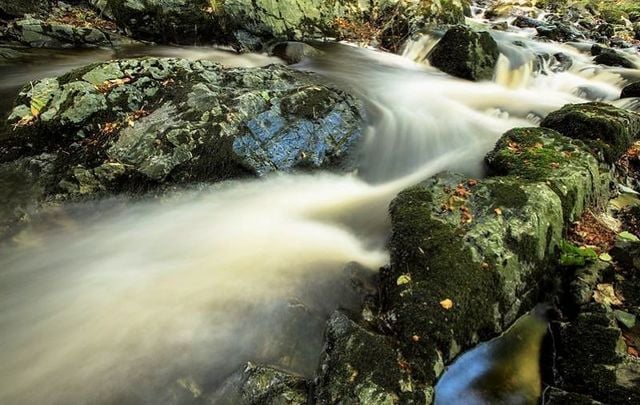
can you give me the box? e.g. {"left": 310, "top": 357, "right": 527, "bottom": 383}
{"left": 383, "top": 173, "right": 563, "bottom": 384}
{"left": 314, "top": 311, "right": 428, "bottom": 404}
{"left": 486, "top": 127, "right": 612, "bottom": 222}
{"left": 0, "top": 58, "right": 364, "bottom": 236}
{"left": 540, "top": 102, "right": 640, "bottom": 164}
{"left": 93, "top": 0, "right": 470, "bottom": 47}
{"left": 427, "top": 25, "right": 499, "bottom": 81}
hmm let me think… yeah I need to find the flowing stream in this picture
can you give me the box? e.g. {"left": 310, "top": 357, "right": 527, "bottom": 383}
{"left": 1, "top": 8, "right": 639, "bottom": 404}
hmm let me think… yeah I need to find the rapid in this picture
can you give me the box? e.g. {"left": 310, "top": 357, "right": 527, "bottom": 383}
{"left": 1, "top": 5, "right": 639, "bottom": 404}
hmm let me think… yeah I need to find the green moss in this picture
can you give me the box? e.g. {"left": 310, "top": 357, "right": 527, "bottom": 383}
{"left": 486, "top": 178, "right": 530, "bottom": 210}
{"left": 558, "top": 240, "right": 598, "bottom": 267}
{"left": 427, "top": 25, "right": 499, "bottom": 81}
{"left": 486, "top": 126, "right": 612, "bottom": 223}
{"left": 387, "top": 185, "right": 499, "bottom": 358}
{"left": 540, "top": 102, "right": 640, "bottom": 164}
{"left": 486, "top": 127, "right": 575, "bottom": 181}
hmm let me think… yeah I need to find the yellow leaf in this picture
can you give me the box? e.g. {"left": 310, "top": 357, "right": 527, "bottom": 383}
{"left": 396, "top": 274, "right": 411, "bottom": 286}
{"left": 439, "top": 298, "right": 454, "bottom": 310}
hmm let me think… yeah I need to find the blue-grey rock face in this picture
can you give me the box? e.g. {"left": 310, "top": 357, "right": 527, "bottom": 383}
{"left": 0, "top": 58, "right": 364, "bottom": 231}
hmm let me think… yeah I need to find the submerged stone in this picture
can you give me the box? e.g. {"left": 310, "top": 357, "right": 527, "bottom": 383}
{"left": 427, "top": 25, "right": 499, "bottom": 81}
{"left": 540, "top": 102, "right": 640, "bottom": 164}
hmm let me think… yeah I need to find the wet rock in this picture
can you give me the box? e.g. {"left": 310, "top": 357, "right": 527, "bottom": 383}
{"left": 568, "top": 262, "right": 612, "bottom": 307}
{"left": 314, "top": 311, "right": 426, "bottom": 404}
{"left": 0, "top": 0, "right": 49, "bottom": 17}
{"left": 513, "top": 16, "right": 544, "bottom": 29}
{"left": 0, "top": 153, "right": 57, "bottom": 237}
{"left": 485, "top": 127, "right": 612, "bottom": 222}
{"left": 543, "top": 387, "right": 604, "bottom": 404}
{"left": 552, "top": 52, "right": 573, "bottom": 73}
{"left": 621, "top": 81, "right": 640, "bottom": 99}
{"left": 4, "top": 17, "right": 113, "bottom": 48}
{"left": 0, "top": 58, "right": 364, "bottom": 232}
{"left": 92, "top": 0, "right": 470, "bottom": 46}
{"left": 540, "top": 102, "right": 640, "bottom": 164}
{"left": 594, "top": 48, "right": 637, "bottom": 69}
{"left": 215, "top": 363, "right": 309, "bottom": 405}
{"left": 271, "top": 42, "right": 323, "bottom": 65}
{"left": 552, "top": 304, "right": 640, "bottom": 404}
{"left": 384, "top": 172, "right": 563, "bottom": 369}
{"left": 427, "top": 25, "right": 499, "bottom": 81}
{"left": 536, "top": 23, "right": 585, "bottom": 42}
{"left": 611, "top": 232, "right": 640, "bottom": 271}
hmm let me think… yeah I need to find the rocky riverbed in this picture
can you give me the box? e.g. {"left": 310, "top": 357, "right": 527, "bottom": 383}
{"left": 1, "top": 1, "right": 639, "bottom": 404}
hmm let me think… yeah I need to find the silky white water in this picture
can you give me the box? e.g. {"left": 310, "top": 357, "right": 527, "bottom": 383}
{"left": 1, "top": 13, "right": 639, "bottom": 404}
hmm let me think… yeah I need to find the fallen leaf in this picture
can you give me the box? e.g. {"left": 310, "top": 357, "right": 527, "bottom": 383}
{"left": 397, "top": 274, "right": 412, "bottom": 286}
{"left": 593, "top": 283, "right": 623, "bottom": 307}
{"left": 440, "top": 298, "right": 454, "bottom": 310}
{"left": 599, "top": 252, "right": 612, "bottom": 262}
{"left": 494, "top": 208, "right": 503, "bottom": 216}
{"left": 412, "top": 335, "right": 421, "bottom": 342}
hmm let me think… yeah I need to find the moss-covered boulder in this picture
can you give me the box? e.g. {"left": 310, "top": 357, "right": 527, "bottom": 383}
{"left": 0, "top": 58, "right": 363, "bottom": 235}
{"left": 540, "top": 102, "right": 640, "bottom": 164}
{"left": 486, "top": 127, "right": 611, "bottom": 222}
{"left": 427, "top": 25, "right": 499, "bottom": 81}
{"left": 383, "top": 173, "right": 563, "bottom": 381}
{"left": 91, "top": 0, "right": 470, "bottom": 47}
{"left": 314, "top": 311, "right": 428, "bottom": 404}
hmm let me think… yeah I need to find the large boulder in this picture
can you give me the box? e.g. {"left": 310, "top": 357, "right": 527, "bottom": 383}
{"left": 0, "top": 58, "right": 364, "bottom": 234}
{"left": 541, "top": 102, "right": 640, "bottom": 164}
{"left": 379, "top": 115, "right": 621, "bottom": 397}
{"left": 427, "top": 25, "right": 499, "bottom": 81}
{"left": 384, "top": 173, "right": 563, "bottom": 368}
{"left": 91, "top": 0, "right": 470, "bottom": 47}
